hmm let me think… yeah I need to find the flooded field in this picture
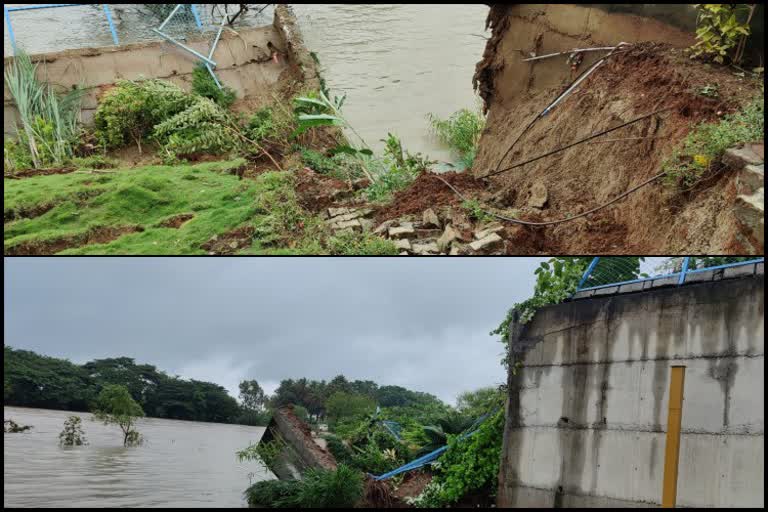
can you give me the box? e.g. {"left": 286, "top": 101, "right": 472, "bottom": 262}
{"left": 3, "top": 4, "right": 488, "bottom": 161}
{"left": 3, "top": 407, "right": 268, "bottom": 508}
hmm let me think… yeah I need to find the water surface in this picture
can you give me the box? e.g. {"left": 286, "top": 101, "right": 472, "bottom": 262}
{"left": 3, "top": 406, "right": 269, "bottom": 508}
{"left": 3, "top": 4, "right": 489, "bottom": 161}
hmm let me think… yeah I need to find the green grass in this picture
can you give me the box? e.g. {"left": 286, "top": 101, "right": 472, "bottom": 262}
{"left": 428, "top": 108, "right": 485, "bottom": 170}
{"left": 663, "top": 93, "right": 764, "bottom": 187}
{"left": 4, "top": 159, "right": 398, "bottom": 256}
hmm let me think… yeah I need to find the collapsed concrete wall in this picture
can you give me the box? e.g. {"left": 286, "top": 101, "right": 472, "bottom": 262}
{"left": 3, "top": 5, "right": 317, "bottom": 137}
{"left": 260, "top": 406, "right": 337, "bottom": 480}
{"left": 498, "top": 265, "right": 764, "bottom": 508}
{"left": 469, "top": 4, "right": 764, "bottom": 254}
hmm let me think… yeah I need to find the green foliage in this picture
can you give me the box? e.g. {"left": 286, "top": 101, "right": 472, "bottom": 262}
{"left": 244, "top": 465, "right": 364, "bottom": 509}
{"left": 153, "top": 97, "right": 236, "bottom": 161}
{"left": 4, "top": 50, "right": 85, "bottom": 169}
{"left": 244, "top": 479, "right": 303, "bottom": 508}
{"left": 427, "top": 108, "right": 485, "bottom": 169}
{"left": 296, "top": 465, "right": 364, "bottom": 508}
{"left": 191, "top": 64, "right": 236, "bottom": 109}
{"left": 663, "top": 95, "right": 764, "bottom": 187}
{"left": 93, "top": 384, "right": 145, "bottom": 447}
{"left": 59, "top": 415, "right": 88, "bottom": 446}
{"left": 326, "top": 230, "right": 399, "bottom": 255}
{"left": 364, "top": 134, "right": 433, "bottom": 203}
{"left": 462, "top": 198, "right": 495, "bottom": 224}
{"left": 4, "top": 346, "right": 244, "bottom": 425}
{"left": 690, "top": 4, "right": 754, "bottom": 64}
{"left": 326, "top": 391, "right": 377, "bottom": 427}
{"left": 409, "top": 409, "right": 505, "bottom": 508}
{"left": 323, "top": 433, "right": 356, "bottom": 466}
{"left": 456, "top": 387, "right": 505, "bottom": 419}
{"left": 239, "top": 380, "right": 267, "bottom": 413}
{"left": 246, "top": 107, "right": 278, "bottom": 143}
{"left": 491, "top": 258, "right": 593, "bottom": 367}
{"left": 94, "top": 79, "right": 194, "bottom": 150}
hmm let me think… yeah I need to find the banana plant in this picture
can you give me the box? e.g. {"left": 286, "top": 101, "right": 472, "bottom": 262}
{"left": 293, "top": 90, "right": 376, "bottom": 181}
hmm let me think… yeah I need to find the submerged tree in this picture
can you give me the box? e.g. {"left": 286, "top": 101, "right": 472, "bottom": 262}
{"left": 59, "top": 415, "right": 88, "bottom": 446}
{"left": 93, "top": 384, "right": 145, "bottom": 447}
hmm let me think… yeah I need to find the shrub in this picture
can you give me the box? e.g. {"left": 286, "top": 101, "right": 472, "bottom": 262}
{"left": 365, "top": 134, "right": 433, "bottom": 202}
{"left": 4, "top": 50, "right": 85, "bottom": 169}
{"left": 191, "top": 64, "right": 236, "bottom": 109}
{"left": 93, "top": 384, "right": 145, "bottom": 447}
{"left": 153, "top": 97, "right": 236, "bottom": 160}
{"left": 296, "top": 465, "right": 364, "bottom": 508}
{"left": 94, "top": 80, "right": 194, "bottom": 150}
{"left": 428, "top": 108, "right": 485, "bottom": 169}
{"left": 244, "top": 479, "right": 302, "bottom": 508}
{"left": 663, "top": 94, "right": 764, "bottom": 187}
{"left": 244, "top": 465, "right": 364, "bottom": 509}
{"left": 59, "top": 415, "right": 88, "bottom": 446}
{"left": 246, "top": 107, "right": 278, "bottom": 143}
{"left": 689, "top": 4, "right": 755, "bottom": 64}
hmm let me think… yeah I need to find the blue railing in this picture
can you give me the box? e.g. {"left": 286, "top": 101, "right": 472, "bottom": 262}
{"left": 576, "top": 257, "right": 765, "bottom": 293}
{"left": 5, "top": 4, "right": 120, "bottom": 53}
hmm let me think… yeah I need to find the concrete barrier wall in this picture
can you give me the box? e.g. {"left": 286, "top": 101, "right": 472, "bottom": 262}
{"left": 4, "top": 6, "right": 316, "bottom": 138}
{"left": 498, "top": 271, "right": 764, "bottom": 507}
{"left": 474, "top": 4, "right": 764, "bottom": 111}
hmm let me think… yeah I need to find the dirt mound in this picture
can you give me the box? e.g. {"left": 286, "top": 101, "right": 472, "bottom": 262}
{"left": 202, "top": 226, "right": 256, "bottom": 255}
{"left": 5, "top": 226, "right": 143, "bottom": 255}
{"left": 293, "top": 167, "right": 352, "bottom": 213}
{"left": 375, "top": 172, "right": 487, "bottom": 223}
{"left": 158, "top": 213, "right": 194, "bottom": 229}
{"left": 473, "top": 44, "right": 763, "bottom": 253}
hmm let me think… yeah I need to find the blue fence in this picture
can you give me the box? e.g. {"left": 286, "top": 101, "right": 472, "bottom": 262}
{"left": 576, "top": 257, "right": 765, "bottom": 292}
{"left": 3, "top": 4, "right": 268, "bottom": 56}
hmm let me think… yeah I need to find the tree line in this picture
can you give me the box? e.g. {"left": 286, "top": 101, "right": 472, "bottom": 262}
{"left": 4, "top": 346, "right": 446, "bottom": 426}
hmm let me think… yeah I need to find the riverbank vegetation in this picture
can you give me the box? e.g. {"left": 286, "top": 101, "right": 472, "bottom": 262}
{"left": 4, "top": 51, "right": 485, "bottom": 255}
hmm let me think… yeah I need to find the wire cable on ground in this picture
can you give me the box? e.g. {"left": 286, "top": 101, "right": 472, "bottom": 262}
{"left": 490, "top": 43, "right": 632, "bottom": 176}
{"left": 480, "top": 107, "right": 672, "bottom": 180}
{"left": 432, "top": 171, "right": 668, "bottom": 227}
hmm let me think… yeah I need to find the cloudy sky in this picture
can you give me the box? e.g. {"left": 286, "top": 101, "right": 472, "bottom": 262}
{"left": 4, "top": 257, "right": 544, "bottom": 405}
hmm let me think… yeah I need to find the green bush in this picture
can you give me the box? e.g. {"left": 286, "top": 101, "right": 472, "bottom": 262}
{"left": 246, "top": 108, "right": 278, "bottom": 143}
{"left": 94, "top": 80, "right": 195, "bottom": 150}
{"left": 153, "top": 97, "right": 236, "bottom": 160}
{"left": 191, "top": 64, "right": 236, "bottom": 109}
{"left": 296, "top": 465, "right": 364, "bottom": 508}
{"left": 365, "top": 134, "right": 432, "bottom": 203}
{"left": 323, "top": 434, "right": 356, "bottom": 466}
{"left": 244, "top": 465, "right": 364, "bottom": 509}
{"left": 428, "top": 108, "right": 485, "bottom": 169}
{"left": 663, "top": 94, "right": 764, "bottom": 187}
{"left": 245, "top": 479, "right": 302, "bottom": 508}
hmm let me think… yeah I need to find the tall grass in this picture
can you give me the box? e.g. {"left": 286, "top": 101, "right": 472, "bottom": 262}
{"left": 4, "top": 50, "right": 84, "bottom": 169}
{"left": 427, "top": 107, "right": 486, "bottom": 170}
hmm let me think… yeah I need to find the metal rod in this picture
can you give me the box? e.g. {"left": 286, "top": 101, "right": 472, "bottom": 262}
{"left": 685, "top": 258, "right": 764, "bottom": 274}
{"left": 102, "top": 4, "right": 119, "bottom": 46}
{"left": 577, "top": 257, "right": 601, "bottom": 290}
{"left": 677, "top": 257, "right": 691, "bottom": 286}
{"left": 523, "top": 46, "right": 619, "bottom": 62}
{"left": 158, "top": 4, "right": 183, "bottom": 32}
{"left": 4, "top": 4, "right": 16, "bottom": 54}
{"left": 662, "top": 366, "right": 686, "bottom": 508}
{"left": 189, "top": 3, "right": 204, "bottom": 30}
{"left": 6, "top": 4, "right": 89, "bottom": 12}
{"left": 152, "top": 28, "right": 218, "bottom": 67}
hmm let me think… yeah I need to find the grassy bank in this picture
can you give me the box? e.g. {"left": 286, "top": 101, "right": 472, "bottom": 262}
{"left": 4, "top": 160, "right": 397, "bottom": 255}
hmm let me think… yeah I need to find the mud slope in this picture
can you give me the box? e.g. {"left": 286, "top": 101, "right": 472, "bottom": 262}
{"left": 473, "top": 43, "right": 762, "bottom": 254}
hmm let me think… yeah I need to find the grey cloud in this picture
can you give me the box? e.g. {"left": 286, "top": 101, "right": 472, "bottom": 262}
{"left": 4, "top": 257, "right": 545, "bottom": 404}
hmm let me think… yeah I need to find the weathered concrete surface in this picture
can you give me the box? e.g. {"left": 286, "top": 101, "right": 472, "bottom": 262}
{"left": 260, "top": 406, "right": 337, "bottom": 480}
{"left": 499, "top": 274, "right": 764, "bottom": 508}
{"left": 4, "top": 5, "right": 316, "bottom": 137}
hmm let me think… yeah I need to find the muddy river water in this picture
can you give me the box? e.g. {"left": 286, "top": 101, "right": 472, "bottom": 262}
{"left": 3, "top": 406, "right": 268, "bottom": 508}
{"left": 3, "top": 4, "right": 489, "bottom": 162}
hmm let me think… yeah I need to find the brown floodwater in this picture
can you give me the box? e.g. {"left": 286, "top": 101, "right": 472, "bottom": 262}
{"left": 3, "top": 406, "right": 269, "bottom": 508}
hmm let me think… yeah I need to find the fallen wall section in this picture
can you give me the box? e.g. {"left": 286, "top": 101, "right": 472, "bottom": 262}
{"left": 498, "top": 267, "right": 764, "bottom": 507}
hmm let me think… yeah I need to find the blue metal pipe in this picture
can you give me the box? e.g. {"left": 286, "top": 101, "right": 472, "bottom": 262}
{"left": 685, "top": 258, "right": 764, "bottom": 274}
{"left": 577, "top": 257, "right": 601, "bottom": 290}
{"left": 102, "top": 4, "right": 119, "bottom": 45}
{"left": 6, "top": 4, "right": 89, "bottom": 12}
{"left": 4, "top": 4, "right": 17, "bottom": 54}
{"left": 677, "top": 257, "right": 691, "bottom": 286}
{"left": 189, "top": 3, "right": 204, "bottom": 30}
